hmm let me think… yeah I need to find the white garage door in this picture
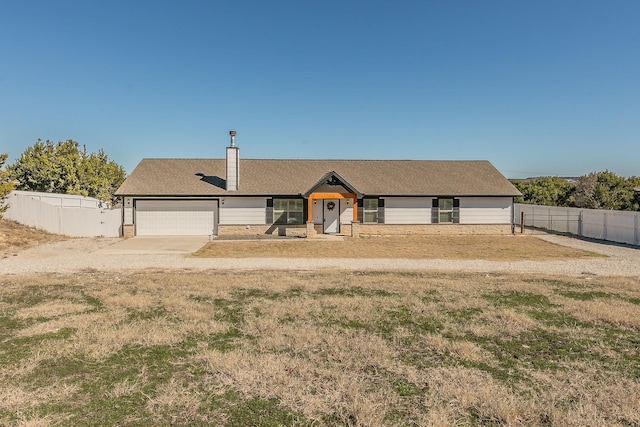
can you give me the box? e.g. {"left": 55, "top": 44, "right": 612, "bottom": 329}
{"left": 135, "top": 200, "right": 216, "bottom": 236}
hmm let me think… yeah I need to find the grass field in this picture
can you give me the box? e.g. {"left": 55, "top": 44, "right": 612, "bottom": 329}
{"left": 1, "top": 269, "right": 639, "bottom": 426}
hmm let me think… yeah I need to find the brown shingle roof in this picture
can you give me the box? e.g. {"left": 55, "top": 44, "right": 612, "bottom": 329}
{"left": 115, "top": 158, "right": 521, "bottom": 197}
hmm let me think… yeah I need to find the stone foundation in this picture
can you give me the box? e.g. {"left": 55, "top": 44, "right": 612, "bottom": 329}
{"left": 306, "top": 222, "right": 318, "bottom": 238}
{"left": 286, "top": 227, "right": 307, "bottom": 237}
{"left": 128, "top": 222, "right": 512, "bottom": 238}
{"left": 217, "top": 224, "right": 306, "bottom": 237}
{"left": 340, "top": 223, "right": 352, "bottom": 236}
{"left": 351, "top": 223, "right": 513, "bottom": 237}
{"left": 123, "top": 224, "right": 134, "bottom": 238}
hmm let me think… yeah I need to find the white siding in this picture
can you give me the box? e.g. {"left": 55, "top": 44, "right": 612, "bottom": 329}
{"left": 312, "top": 199, "right": 322, "bottom": 224}
{"left": 340, "top": 200, "right": 354, "bottom": 224}
{"left": 219, "top": 197, "right": 267, "bottom": 225}
{"left": 459, "top": 197, "right": 512, "bottom": 224}
{"left": 123, "top": 197, "right": 133, "bottom": 225}
{"left": 225, "top": 147, "right": 239, "bottom": 191}
{"left": 124, "top": 207, "right": 133, "bottom": 225}
{"left": 384, "top": 197, "right": 432, "bottom": 224}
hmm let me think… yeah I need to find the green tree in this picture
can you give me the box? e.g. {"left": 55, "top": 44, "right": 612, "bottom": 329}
{"left": 8, "top": 139, "right": 126, "bottom": 204}
{"left": 512, "top": 176, "right": 575, "bottom": 207}
{"left": 0, "top": 153, "right": 15, "bottom": 217}
{"left": 78, "top": 148, "right": 127, "bottom": 203}
{"left": 574, "top": 171, "right": 638, "bottom": 211}
{"left": 630, "top": 176, "right": 640, "bottom": 211}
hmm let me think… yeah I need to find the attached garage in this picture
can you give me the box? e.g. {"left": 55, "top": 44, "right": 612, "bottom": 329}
{"left": 135, "top": 200, "right": 217, "bottom": 236}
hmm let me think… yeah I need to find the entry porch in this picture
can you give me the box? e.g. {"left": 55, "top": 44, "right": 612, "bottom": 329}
{"left": 306, "top": 192, "right": 358, "bottom": 235}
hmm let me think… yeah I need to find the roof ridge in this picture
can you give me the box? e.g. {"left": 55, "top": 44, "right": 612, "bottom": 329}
{"left": 140, "top": 158, "right": 491, "bottom": 162}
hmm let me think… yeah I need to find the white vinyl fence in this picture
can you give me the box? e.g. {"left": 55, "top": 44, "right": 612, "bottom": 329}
{"left": 3, "top": 190, "right": 122, "bottom": 237}
{"left": 515, "top": 203, "right": 640, "bottom": 246}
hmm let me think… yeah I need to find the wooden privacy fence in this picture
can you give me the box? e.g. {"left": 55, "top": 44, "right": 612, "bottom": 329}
{"left": 514, "top": 204, "right": 640, "bottom": 246}
{"left": 3, "top": 190, "right": 122, "bottom": 237}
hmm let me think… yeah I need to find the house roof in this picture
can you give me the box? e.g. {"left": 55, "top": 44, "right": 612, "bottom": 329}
{"left": 115, "top": 158, "right": 521, "bottom": 197}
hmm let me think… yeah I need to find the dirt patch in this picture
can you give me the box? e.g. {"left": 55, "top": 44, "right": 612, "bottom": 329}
{"left": 193, "top": 235, "right": 602, "bottom": 261}
{"left": 0, "top": 219, "right": 66, "bottom": 256}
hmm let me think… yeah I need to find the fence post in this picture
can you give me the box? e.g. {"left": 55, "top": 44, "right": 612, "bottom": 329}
{"left": 578, "top": 210, "right": 582, "bottom": 237}
{"left": 521, "top": 211, "right": 524, "bottom": 234}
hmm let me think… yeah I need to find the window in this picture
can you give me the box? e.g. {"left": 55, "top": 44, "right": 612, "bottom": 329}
{"left": 432, "top": 198, "right": 460, "bottom": 223}
{"left": 439, "top": 198, "right": 454, "bottom": 223}
{"left": 363, "top": 198, "right": 378, "bottom": 223}
{"left": 273, "top": 199, "right": 304, "bottom": 224}
{"left": 358, "top": 198, "right": 384, "bottom": 223}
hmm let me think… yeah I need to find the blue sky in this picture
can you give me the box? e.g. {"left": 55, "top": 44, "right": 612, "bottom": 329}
{"left": 1, "top": 0, "right": 639, "bottom": 178}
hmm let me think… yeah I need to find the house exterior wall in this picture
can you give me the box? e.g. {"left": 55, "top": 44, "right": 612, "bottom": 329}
{"left": 313, "top": 183, "right": 351, "bottom": 193}
{"left": 218, "top": 197, "right": 267, "bottom": 225}
{"left": 119, "top": 195, "right": 514, "bottom": 236}
{"left": 312, "top": 199, "right": 323, "bottom": 224}
{"left": 309, "top": 197, "right": 354, "bottom": 225}
{"left": 383, "top": 197, "right": 432, "bottom": 224}
{"left": 369, "top": 196, "right": 512, "bottom": 225}
{"left": 459, "top": 197, "right": 512, "bottom": 224}
{"left": 123, "top": 201, "right": 133, "bottom": 225}
{"left": 339, "top": 200, "right": 354, "bottom": 224}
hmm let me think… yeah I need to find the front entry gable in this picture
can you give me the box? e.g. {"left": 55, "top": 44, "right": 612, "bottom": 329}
{"left": 302, "top": 171, "right": 363, "bottom": 198}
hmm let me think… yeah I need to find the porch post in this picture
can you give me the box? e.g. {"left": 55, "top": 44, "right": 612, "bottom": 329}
{"left": 307, "top": 196, "right": 314, "bottom": 222}
{"left": 352, "top": 195, "right": 358, "bottom": 222}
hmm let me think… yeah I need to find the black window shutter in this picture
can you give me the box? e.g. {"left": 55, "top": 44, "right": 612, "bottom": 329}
{"left": 377, "top": 198, "right": 385, "bottom": 223}
{"left": 266, "top": 199, "right": 273, "bottom": 224}
{"left": 357, "top": 199, "right": 363, "bottom": 223}
{"left": 431, "top": 198, "right": 439, "bottom": 223}
{"left": 302, "top": 199, "right": 308, "bottom": 224}
{"left": 453, "top": 199, "right": 460, "bottom": 224}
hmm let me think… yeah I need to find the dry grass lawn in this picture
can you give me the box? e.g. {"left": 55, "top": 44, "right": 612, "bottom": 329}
{"left": 194, "top": 235, "right": 601, "bottom": 260}
{"left": 0, "top": 219, "right": 66, "bottom": 255}
{"left": 1, "top": 269, "right": 639, "bottom": 426}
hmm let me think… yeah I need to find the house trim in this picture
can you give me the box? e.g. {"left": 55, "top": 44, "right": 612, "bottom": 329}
{"left": 303, "top": 171, "right": 363, "bottom": 198}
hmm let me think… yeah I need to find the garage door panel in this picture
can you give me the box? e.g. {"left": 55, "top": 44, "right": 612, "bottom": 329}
{"left": 136, "top": 200, "right": 216, "bottom": 236}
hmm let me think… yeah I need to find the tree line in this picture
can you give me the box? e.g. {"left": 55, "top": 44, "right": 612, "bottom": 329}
{"left": 1, "top": 139, "right": 126, "bottom": 217}
{"left": 512, "top": 172, "right": 640, "bottom": 211}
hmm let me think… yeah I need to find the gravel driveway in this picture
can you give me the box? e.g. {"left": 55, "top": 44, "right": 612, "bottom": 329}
{"left": 1, "top": 233, "right": 639, "bottom": 277}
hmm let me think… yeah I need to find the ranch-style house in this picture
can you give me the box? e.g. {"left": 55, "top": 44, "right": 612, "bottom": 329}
{"left": 115, "top": 132, "right": 521, "bottom": 237}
